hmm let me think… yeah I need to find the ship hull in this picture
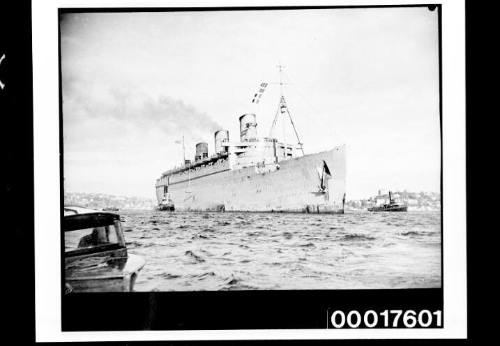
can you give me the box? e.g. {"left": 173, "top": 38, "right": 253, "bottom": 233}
{"left": 367, "top": 206, "right": 408, "bottom": 212}
{"left": 158, "top": 204, "right": 175, "bottom": 211}
{"left": 156, "top": 146, "right": 346, "bottom": 214}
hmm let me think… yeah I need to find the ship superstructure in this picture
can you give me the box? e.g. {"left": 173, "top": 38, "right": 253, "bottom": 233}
{"left": 155, "top": 68, "right": 346, "bottom": 213}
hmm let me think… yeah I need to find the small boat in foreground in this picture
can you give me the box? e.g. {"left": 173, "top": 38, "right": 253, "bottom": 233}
{"left": 367, "top": 191, "right": 408, "bottom": 212}
{"left": 63, "top": 206, "right": 145, "bottom": 293}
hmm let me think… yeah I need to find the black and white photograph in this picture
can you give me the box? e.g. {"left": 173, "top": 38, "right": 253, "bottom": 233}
{"left": 30, "top": 0, "right": 467, "bottom": 341}
{"left": 61, "top": 5, "right": 441, "bottom": 293}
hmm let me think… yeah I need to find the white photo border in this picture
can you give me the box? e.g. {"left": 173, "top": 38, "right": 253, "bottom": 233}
{"left": 33, "top": 0, "right": 466, "bottom": 341}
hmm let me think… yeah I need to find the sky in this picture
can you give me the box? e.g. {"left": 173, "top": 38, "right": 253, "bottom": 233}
{"left": 61, "top": 7, "right": 440, "bottom": 199}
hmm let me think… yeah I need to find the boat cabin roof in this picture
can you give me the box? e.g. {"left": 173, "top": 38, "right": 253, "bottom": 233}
{"left": 63, "top": 206, "right": 120, "bottom": 232}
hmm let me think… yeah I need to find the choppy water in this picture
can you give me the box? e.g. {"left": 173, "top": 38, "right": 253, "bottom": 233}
{"left": 120, "top": 210, "right": 441, "bottom": 291}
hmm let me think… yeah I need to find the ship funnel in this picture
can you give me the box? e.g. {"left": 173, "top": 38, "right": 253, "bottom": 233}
{"left": 214, "top": 130, "right": 229, "bottom": 154}
{"left": 195, "top": 142, "right": 208, "bottom": 161}
{"left": 239, "top": 113, "right": 257, "bottom": 141}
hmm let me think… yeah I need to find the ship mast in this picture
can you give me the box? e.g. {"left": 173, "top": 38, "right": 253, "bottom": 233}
{"left": 269, "top": 64, "right": 304, "bottom": 155}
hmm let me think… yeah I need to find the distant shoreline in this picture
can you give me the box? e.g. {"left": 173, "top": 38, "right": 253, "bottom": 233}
{"left": 64, "top": 190, "right": 441, "bottom": 213}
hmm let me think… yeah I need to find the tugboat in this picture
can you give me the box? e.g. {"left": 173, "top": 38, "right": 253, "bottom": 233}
{"left": 367, "top": 191, "right": 408, "bottom": 212}
{"left": 158, "top": 193, "right": 175, "bottom": 211}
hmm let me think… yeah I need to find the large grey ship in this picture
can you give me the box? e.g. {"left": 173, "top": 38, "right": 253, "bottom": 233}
{"left": 155, "top": 70, "right": 346, "bottom": 213}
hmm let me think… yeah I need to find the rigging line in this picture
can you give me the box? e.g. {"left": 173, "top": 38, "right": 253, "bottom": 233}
{"left": 269, "top": 97, "right": 283, "bottom": 138}
{"left": 285, "top": 105, "right": 305, "bottom": 155}
{"left": 280, "top": 84, "right": 304, "bottom": 155}
{"left": 182, "top": 135, "right": 186, "bottom": 163}
{"left": 282, "top": 107, "right": 286, "bottom": 145}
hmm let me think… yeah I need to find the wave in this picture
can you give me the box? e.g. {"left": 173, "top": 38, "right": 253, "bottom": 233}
{"left": 117, "top": 209, "right": 441, "bottom": 291}
{"left": 191, "top": 271, "right": 216, "bottom": 279}
{"left": 340, "top": 234, "right": 376, "bottom": 241}
{"left": 191, "top": 233, "right": 209, "bottom": 240}
{"left": 184, "top": 250, "right": 205, "bottom": 263}
{"left": 247, "top": 231, "right": 263, "bottom": 236}
{"left": 226, "top": 277, "right": 239, "bottom": 285}
{"left": 220, "top": 274, "right": 254, "bottom": 290}
{"left": 400, "top": 231, "right": 422, "bottom": 236}
{"left": 160, "top": 273, "right": 182, "bottom": 279}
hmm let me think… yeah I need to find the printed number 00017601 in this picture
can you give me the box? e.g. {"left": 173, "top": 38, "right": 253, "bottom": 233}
{"left": 328, "top": 309, "right": 442, "bottom": 328}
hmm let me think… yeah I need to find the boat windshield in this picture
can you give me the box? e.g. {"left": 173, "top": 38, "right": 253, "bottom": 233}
{"left": 65, "top": 224, "right": 120, "bottom": 253}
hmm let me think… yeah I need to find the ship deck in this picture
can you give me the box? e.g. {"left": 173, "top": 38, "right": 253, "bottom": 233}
{"left": 161, "top": 152, "right": 228, "bottom": 178}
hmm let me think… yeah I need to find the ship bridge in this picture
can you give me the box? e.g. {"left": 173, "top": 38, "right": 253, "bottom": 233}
{"left": 224, "top": 136, "right": 303, "bottom": 170}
